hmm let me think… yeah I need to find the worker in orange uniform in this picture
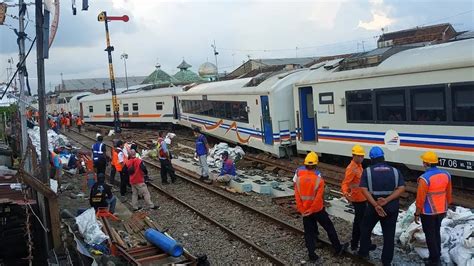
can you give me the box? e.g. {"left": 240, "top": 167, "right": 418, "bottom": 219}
{"left": 76, "top": 116, "right": 83, "bottom": 132}
{"left": 341, "top": 145, "right": 376, "bottom": 252}
{"left": 415, "top": 151, "right": 452, "bottom": 266}
{"left": 294, "top": 152, "right": 348, "bottom": 262}
{"left": 110, "top": 140, "right": 121, "bottom": 186}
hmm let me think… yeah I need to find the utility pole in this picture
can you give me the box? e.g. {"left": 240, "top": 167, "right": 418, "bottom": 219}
{"left": 211, "top": 40, "right": 219, "bottom": 81}
{"left": 120, "top": 53, "right": 128, "bottom": 90}
{"left": 97, "top": 11, "right": 128, "bottom": 134}
{"left": 18, "top": 0, "right": 30, "bottom": 173}
{"left": 36, "top": 0, "right": 52, "bottom": 254}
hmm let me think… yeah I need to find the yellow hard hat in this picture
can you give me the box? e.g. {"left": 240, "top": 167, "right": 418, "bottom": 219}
{"left": 351, "top": 145, "right": 365, "bottom": 156}
{"left": 420, "top": 151, "right": 438, "bottom": 164}
{"left": 304, "top": 152, "right": 319, "bottom": 165}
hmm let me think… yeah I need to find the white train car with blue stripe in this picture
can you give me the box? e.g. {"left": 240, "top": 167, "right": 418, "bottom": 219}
{"left": 178, "top": 69, "right": 310, "bottom": 157}
{"left": 293, "top": 39, "right": 474, "bottom": 184}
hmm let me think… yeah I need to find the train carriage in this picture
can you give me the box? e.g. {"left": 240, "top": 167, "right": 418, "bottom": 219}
{"left": 293, "top": 39, "right": 474, "bottom": 184}
{"left": 79, "top": 85, "right": 182, "bottom": 126}
{"left": 178, "top": 69, "right": 310, "bottom": 157}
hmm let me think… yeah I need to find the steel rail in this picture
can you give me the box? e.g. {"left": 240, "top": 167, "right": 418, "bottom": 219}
{"left": 65, "top": 129, "right": 374, "bottom": 265}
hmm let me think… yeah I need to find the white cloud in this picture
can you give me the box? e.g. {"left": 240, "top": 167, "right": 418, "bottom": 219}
{"left": 307, "top": 0, "right": 347, "bottom": 30}
{"left": 358, "top": 0, "right": 395, "bottom": 31}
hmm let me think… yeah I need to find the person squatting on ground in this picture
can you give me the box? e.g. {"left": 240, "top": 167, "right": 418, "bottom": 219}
{"left": 157, "top": 131, "right": 176, "bottom": 184}
{"left": 193, "top": 127, "right": 210, "bottom": 182}
{"left": 358, "top": 146, "right": 406, "bottom": 266}
{"left": 90, "top": 173, "right": 116, "bottom": 214}
{"left": 341, "top": 145, "right": 376, "bottom": 252}
{"left": 415, "top": 151, "right": 452, "bottom": 266}
{"left": 92, "top": 134, "right": 107, "bottom": 176}
{"left": 212, "top": 151, "right": 236, "bottom": 184}
{"left": 127, "top": 150, "right": 158, "bottom": 211}
{"left": 294, "top": 151, "right": 348, "bottom": 262}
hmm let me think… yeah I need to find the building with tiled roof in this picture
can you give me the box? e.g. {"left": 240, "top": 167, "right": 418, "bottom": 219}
{"left": 173, "top": 60, "right": 204, "bottom": 83}
{"left": 142, "top": 63, "right": 179, "bottom": 85}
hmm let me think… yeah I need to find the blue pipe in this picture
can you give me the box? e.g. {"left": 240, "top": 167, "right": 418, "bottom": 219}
{"left": 144, "top": 229, "right": 184, "bottom": 257}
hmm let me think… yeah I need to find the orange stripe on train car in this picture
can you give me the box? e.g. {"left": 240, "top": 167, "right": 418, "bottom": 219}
{"left": 92, "top": 114, "right": 162, "bottom": 118}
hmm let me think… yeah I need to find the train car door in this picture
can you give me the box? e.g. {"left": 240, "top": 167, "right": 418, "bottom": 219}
{"left": 299, "top": 87, "right": 317, "bottom": 141}
{"left": 173, "top": 96, "right": 179, "bottom": 120}
{"left": 260, "top": 96, "right": 273, "bottom": 145}
{"left": 79, "top": 103, "right": 84, "bottom": 118}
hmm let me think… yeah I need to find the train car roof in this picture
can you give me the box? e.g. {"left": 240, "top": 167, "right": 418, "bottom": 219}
{"left": 79, "top": 84, "right": 182, "bottom": 102}
{"left": 180, "top": 69, "right": 310, "bottom": 96}
{"left": 296, "top": 38, "right": 474, "bottom": 86}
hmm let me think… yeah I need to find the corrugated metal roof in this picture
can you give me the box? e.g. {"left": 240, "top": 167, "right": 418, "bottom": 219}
{"left": 0, "top": 175, "right": 35, "bottom": 205}
{"left": 60, "top": 76, "right": 147, "bottom": 91}
{"left": 254, "top": 57, "right": 319, "bottom": 66}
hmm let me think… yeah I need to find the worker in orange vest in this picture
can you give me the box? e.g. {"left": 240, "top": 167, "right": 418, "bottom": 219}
{"left": 76, "top": 116, "right": 83, "bottom": 132}
{"left": 79, "top": 152, "right": 96, "bottom": 191}
{"left": 110, "top": 140, "right": 121, "bottom": 186}
{"left": 341, "top": 145, "right": 376, "bottom": 252}
{"left": 294, "top": 152, "right": 348, "bottom": 262}
{"left": 415, "top": 151, "right": 452, "bottom": 266}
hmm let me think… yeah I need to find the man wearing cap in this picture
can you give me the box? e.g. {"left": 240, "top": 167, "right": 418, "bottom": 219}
{"left": 193, "top": 127, "right": 210, "bottom": 182}
{"left": 212, "top": 151, "right": 236, "bottom": 184}
{"left": 92, "top": 134, "right": 107, "bottom": 176}
{"left": 358, "top": 146, "right": 405, "bottom": 266}
{"left": 127, "top": 150, "right": 158, "bottom": 211}
{"left": 294, "top": 152, "right": 348, "bottom": 262}
{"left": 341, "top": 145, "right": 376, "bottom": 252}
{"left": 415, "top": 151, "right": 452, "bottom": 266}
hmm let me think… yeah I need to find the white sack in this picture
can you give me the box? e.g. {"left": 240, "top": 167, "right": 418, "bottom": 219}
{"left": 75, "top": 208, "right": 109, "bottom": 245}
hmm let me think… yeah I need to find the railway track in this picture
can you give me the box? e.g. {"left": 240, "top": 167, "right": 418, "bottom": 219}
{"left": 64, "top": 128, "right": 373, "bottom": 265}
{"left": 79, "top": 125, "right": 474, "bottom": 209}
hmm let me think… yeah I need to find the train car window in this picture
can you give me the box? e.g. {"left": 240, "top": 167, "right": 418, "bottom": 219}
{"left": 155, "top": 102, "right": 163, "bottom": 111}
{"left": 376, "top": 90, "right": 406, "bottom": 121}
{"left": 319, "top": 92, "right": 334, "bottom": 104}
{"left": 346, "top": 90, "right": 373, "bottom": 122}
{"left": 181, "top": 99, "right": 248, "bottom": 123}
{"left": 452, "top": 84, "right": 474, "bottom": 122}
{"left": 123, "top": 103, "right": 129, "bottom": 112}
{"left": 411, "top": 88, "right": 446, "bottom": 122}
{"left": 213, "top": 101, "right": 225, "bottom": 117}
{"left": 89, "top": 106, "right": 93, "bottom": 113}
{"left": 306, "top": 96, "right": 314, "bottom": 119}
{"left": 106, "top": 105, "right": 111, "bottom": 112}
{"left": 132, "top": 103, "right": 139, "bottom": 111}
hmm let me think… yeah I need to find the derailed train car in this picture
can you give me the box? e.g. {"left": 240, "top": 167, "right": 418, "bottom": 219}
{"left": 293, "top": 39, "right": 474, "bottom": 184}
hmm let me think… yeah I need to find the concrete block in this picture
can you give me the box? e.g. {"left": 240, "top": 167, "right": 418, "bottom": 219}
{"left": 271, "top": 187, "right": 294, "bottom": 197}
{"left": 229, "top": 179, "right": 252, "bottom": 193}
{"left": 251, "top": 180, "right": 272, "bottom": 194}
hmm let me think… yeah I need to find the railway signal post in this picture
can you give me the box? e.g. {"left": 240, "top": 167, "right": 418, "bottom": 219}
{"left": 97, "top": 11, "right": 129, "bottom": 134}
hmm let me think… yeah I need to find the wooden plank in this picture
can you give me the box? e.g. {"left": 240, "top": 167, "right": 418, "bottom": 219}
{"left": 48, "top": 197, "right": 62, "bottom": 251}
{"left": 22, "top": 172, "right": 57, "bottom": 199}
{"left": 124, "top": 223, "right": 133, "bottom": 234}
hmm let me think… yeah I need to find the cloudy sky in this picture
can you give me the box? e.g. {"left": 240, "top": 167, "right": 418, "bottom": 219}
{"left": 0, "top": 0, "right": 473, "bottom": 93}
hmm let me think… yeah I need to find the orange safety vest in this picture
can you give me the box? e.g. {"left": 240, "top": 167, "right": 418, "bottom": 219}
{"left": 81, "top": 155, "right": 94, "bottom": 172}
{"left": 341, "top": 160, "right": 366, "bottom": 202}
{"left": 294, "top": 166, "right": 325, "bottom": 215}
{"left": 419, "top": 168, "right": 451, "bottom": 215}
{"left": 76, "top": 118, "right": 83, "bottom": 126}
{"left": 111, "top": 148, "right": 123, "bottom": 172}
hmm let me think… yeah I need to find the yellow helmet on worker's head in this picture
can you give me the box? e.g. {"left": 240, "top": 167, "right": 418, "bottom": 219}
{"left": 304, "top": 152, "right": 319, "bottom": 165}
{"left": 351, "top": 145, "right": 365, "bottom": 156}
{"left": 420, "top": 151, "right": 438, "bottom": 164}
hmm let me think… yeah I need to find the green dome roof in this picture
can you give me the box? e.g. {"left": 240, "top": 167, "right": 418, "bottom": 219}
{"left": 142, "top": 64, "right": 179, "bottom": 85}
{"left": 173, "top": 69, "right": 204, "bottom": 83}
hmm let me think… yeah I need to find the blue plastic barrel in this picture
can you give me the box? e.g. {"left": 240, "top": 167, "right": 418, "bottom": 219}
{"left": 144, "top": 229, "right": 184, "bottom": 257}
